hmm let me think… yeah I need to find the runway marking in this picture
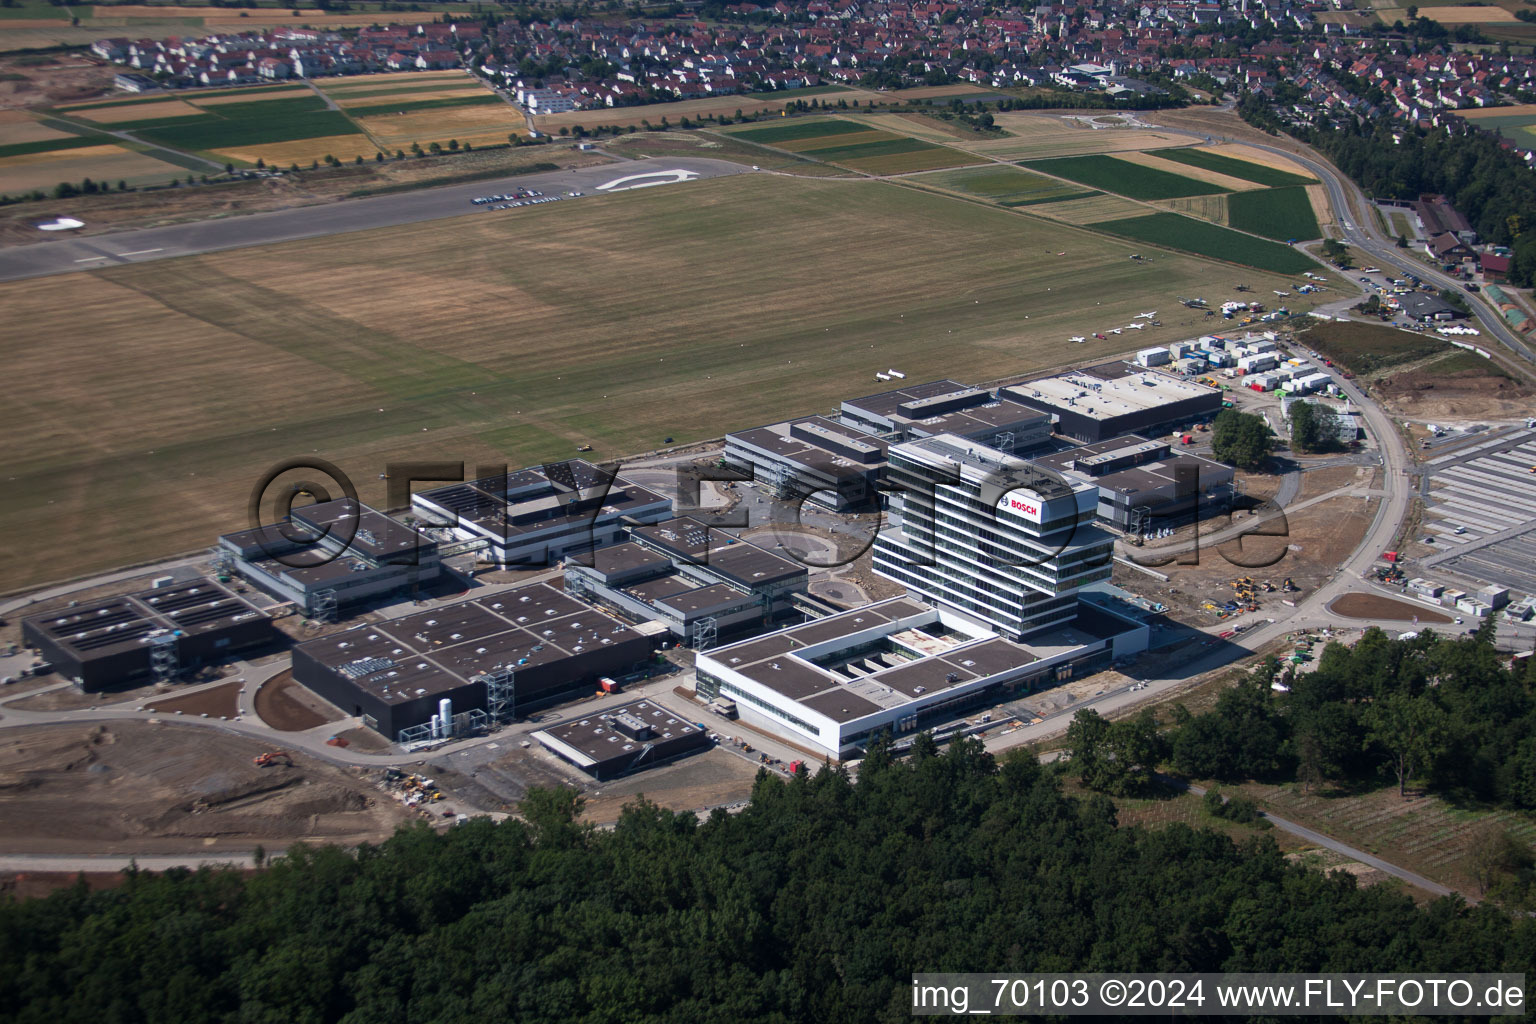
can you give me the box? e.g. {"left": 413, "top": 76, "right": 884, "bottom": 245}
{"left": 74, "top": 256, "right": 109, "bottom": 263}
{"left": 117, "top": 248, "right": 163, "bottom": 256}
{"left": 595, "top": 168, "right": 700, "bottom": 192}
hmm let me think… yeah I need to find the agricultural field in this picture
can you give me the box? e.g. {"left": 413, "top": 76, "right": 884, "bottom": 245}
{"left": 606, "top": 129, "right": 849, "bottom": 177}
{"left": 1227, "top": 185, "right": 1323, "bottom": 241}
{"left": 353, "top": 102, "right": 526, "bottom": 154}
{"left": 726, "top": 117, "right": 974, "bottom": 173}
{"left": 0, "top": 5, "right": 387, "bottom": 50}
{"left": 912, "top": 164, "right": 1090, "bottom": 206}
{"left": 63, "top": 91, "right": 364, "bottom": 164}
{"left": 525, "top": 88, "right": 861, "bottom": 138}
{"left": 1094, "top": 211, "right": 1320, "bottom": 274}
{"left": 951, "top": 111, "right": 1189, "bottom": 161}
{"left": 1154, "top": 146, "right": 1317, "bottom": 187}
{"left": 1297, "top": 318, "right": 1451, "bottom": 373}
{"left": 1021, "top": 191, "right": 1148, "bottom": 224}
{"left": 1459, "top": 103, "right": 1536, "bottom": 145}
{"left": 1418, "top": 4, "right": 1521, "bottom": 21}
{"left": 0, "top": 172, "right": 1305, "bottom": 589}
{"left": 1158, "top": 194, "right": 1230, "bottom": 226}
{"left": 0, "top": 140, "right": 186, "bottom": 193}
{"left": 1022, "top": 154, "right": 1232, "bottom": 200}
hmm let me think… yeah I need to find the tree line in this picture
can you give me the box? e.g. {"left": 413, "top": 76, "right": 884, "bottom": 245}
{"left": 1068, "top": 627, "right": 1536, "bottom": 907}
{"left": 1241, "top": 94, "right": 1536, "bottom": 287}
{"left": 3, "top": 715, "right": 1534, "bottom": 1022}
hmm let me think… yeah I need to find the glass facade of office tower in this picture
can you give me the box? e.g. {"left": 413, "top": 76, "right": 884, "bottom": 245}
{"left": 872, "top": 436, "right": 1114, "bottom": 640}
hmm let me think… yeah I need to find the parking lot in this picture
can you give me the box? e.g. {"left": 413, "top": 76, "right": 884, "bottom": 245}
{"left": 1418, "top": 429, "right": 1536, "bottom": 593}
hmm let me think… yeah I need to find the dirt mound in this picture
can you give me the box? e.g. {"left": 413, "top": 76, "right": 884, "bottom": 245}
{"left": 1329, "top": 592, "right": 1452, "bottom": 623}
{"left": 1377, "top": 367, "right": 1534, "bottom": 420}
{"left": 254, "top": 670, "right": 344, "bottom": 732}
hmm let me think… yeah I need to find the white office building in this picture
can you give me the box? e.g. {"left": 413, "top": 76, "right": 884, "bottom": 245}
{"left": 872, "top": 435, "right": 1114, "bottom": 639}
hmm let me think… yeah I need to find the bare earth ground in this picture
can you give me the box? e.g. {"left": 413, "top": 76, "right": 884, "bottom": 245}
{"left": 0, "top": 721, "right": 411, "bottom": 854}
{"left": 1374, "top": 365, "right": 1536, "bottom": 421}
{"left": 1329, "top": 592, "right": 1452, "bottom": 623}
{"left": 0, "top": 144, "right": 610, "bottom": 244}
{"left": 1116, "top": 494, "right": 1379, "bottom": 624}
{"left": 0, "top": 54, "right": 115, "bottom": 110}
{"left": 579, "top": 747, "right": 760, "bottom": 825}
{"left": 143, "top": 680, "right": 243, "bottom": 719}
{"left": 253, "top": 669, "right": 345, "bottom": 732}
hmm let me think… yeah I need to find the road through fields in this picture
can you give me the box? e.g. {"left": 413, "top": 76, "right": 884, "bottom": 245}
{"left": 0, "top": 157, "right": 746, "bottom": 283}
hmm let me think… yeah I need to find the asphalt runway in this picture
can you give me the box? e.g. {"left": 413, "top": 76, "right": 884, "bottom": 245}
{"left": 0, "top": 157, "right": 747, "bottom": 283}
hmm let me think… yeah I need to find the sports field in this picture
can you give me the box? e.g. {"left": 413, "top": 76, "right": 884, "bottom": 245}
{"left": 1022, "top": 154, "right": 1231, "bottom": 200}
{"left": 1094, "top": 212, "right": 1319, "bottom": 274}
{"left": 727, "top": 117, "right": 973, "bottom": 173}
{"left": 0, "top": 173, "right": 1304, "bottom": 589}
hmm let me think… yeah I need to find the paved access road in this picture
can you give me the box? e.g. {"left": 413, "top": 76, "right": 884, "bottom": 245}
{"left": 0, "top": 157, "right": 747, "bottom": 284}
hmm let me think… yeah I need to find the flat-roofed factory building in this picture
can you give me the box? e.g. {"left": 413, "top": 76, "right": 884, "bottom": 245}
{"left": 1031, "top": 435, "right": 1235, "bottom": 533}
{"left": 694, "top": 597, "right": 1146, "bottom": 759}
{"left": 219, "top": 499, "right": 442, "bottom": 616}
{"left": 564, "top": 518, "right": 808, "bottom": 643}
{"left": 839, "top": 380, "right": 1052, "bottom": 451}
{"left": 411, "top": 459, "right": 670, "bottom": 568}
{"left": 1001, "top": 363, "right": 1221, "bottom": 443}
{"left": 291, "top": 582, "right": 655, "bottom": 741}
{"left": 723, "top": 416, "right": 888, "bottom": 511}
{"left": 532, "top": 700, "right": 712, "bottom": 779}
{"left": 22, "top": 577, "right": 277, "bottom": 691}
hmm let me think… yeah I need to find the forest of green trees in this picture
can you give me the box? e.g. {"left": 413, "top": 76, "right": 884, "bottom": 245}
{"left": 1067, "top": 627, "right": 1536, "bottom": 908}
{"left": 3, "top": 683, "right": 1535, "bottom": 1023}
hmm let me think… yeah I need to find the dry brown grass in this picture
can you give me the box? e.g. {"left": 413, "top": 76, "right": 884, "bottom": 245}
{"left": 191, "top": 87, "right": 311, "bottom": 107}
{"left": 1113, "top": 150, "right": 1263, "bottom": 191}
{"left": 0, "top": 111, "right": 80, "bottom": 146}
{"left": 210, "top": 133, "right": 381, "bottom": 166}
{"left": 1417, "top": 4, "right": 1518, "bottom": 20}
{"left": 1026, "top": 191, "right": 1150, "bottom": 223}
{"left": 0, "top": 144, "right": 184, "bottom": 192}
{"left": 960, "top": 113, "right": 1188, "bottom": 160}
{"left": 0, "top": 173, "right": 1296, "bottom": 590}
{"left": 355, "top": 104, "right": 525, "bottom": 151}
{"left": 74, "top": 99, "right": 204, "bottom": 124}
{"left": 334, "top": 87, "right": 488, "bottom": 109}
{"left": 1201, "top": 143, "right": 1315, "bottom": 177}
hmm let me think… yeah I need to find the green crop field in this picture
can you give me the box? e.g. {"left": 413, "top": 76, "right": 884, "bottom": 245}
{"left": 114, "top": 96, "right": 362, "bottom": 152}
{"left": 915, "top": 165, "right": 1089, "bottom": 205}
{"left": 0, "top": 135, "right": 100, "bottom": 160}
{"left": 342, "top": 94, "right": 503, "bottom": 118}
{"left": 725, "top": 117, "right": 972, "bottom": 172}
{"left": 1022, "top": 154, "right": 1230, "bottom": 200}
{"left": 727, "top": 119, "right": 872, "bottom": 144}
{"left": 0, "top": 173, "right": 1303, "bottom": 589}
{"left": 1227, "top": 186, "right": 1322, "bottom": 241}
{"left": 63, "top": 85, "right": 305, "bottom": 111}
{"left": 1094, "top": 212, "right": 1319, "bottom": 274}
{"left": 1155, "top": 148, "right": 1316, "bottom": 187}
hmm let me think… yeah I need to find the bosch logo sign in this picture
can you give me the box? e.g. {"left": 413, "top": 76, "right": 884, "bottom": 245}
{"left": 1006, "top": 498, "right": 1039, "bottom": 517}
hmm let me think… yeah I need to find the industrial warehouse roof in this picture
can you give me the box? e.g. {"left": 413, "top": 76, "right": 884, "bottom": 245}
{"left": 702, "top": 597, "right": 1069, "bottom": 718}
{"left": 413, "top": 459, "right": 666, "bottom": 538}
{"left": 906, "top": 398, "right": 1048, "bottom": 438}
{"left": 841, "top": 379, "right": 968, "bottom": 420}
{"left": 629, "top": 518, "right": 806, "bottom": 586}
{"left": 1001, "top": 367, "right": 1218, "bottom": 423}
{"left": 1031, "top": 435, "right": 1234, "bottom": 498}
{"left": 532, "top": 700, "right": 705, "bottom": 769}
{"left": 295, "top": 582, "right": 642, "bottom": 705}
{"left": 22, "top": 577, "right": 269, "bottom": 663}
